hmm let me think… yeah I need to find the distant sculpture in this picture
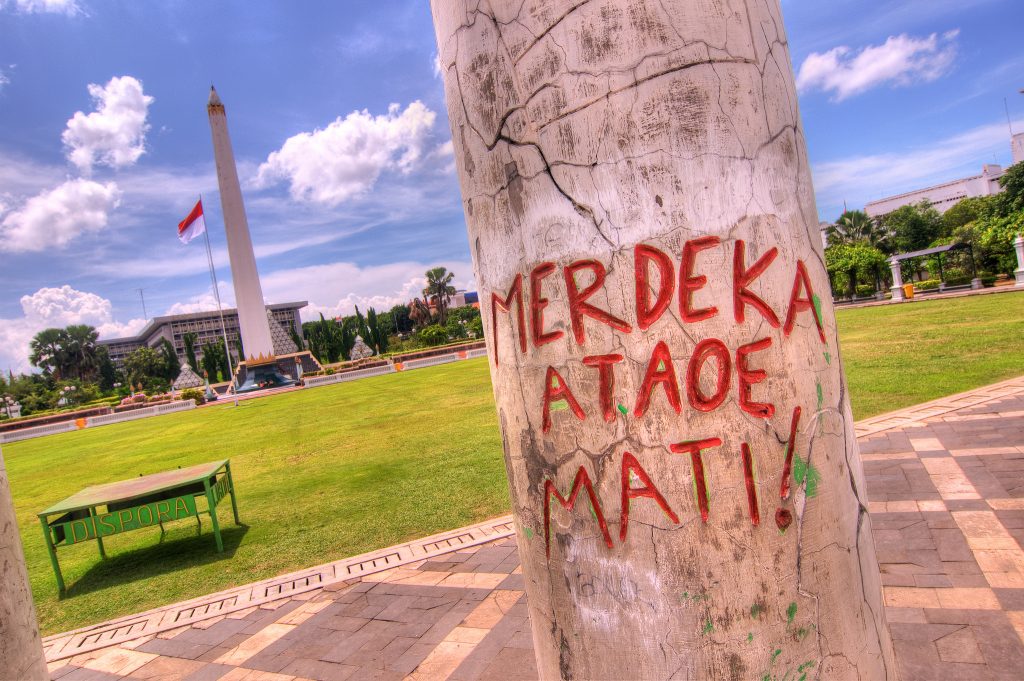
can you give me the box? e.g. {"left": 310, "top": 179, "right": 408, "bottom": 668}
{"left": 349, "top": 335, "right": 374, "bottom": 360}
{"left": 408, "top": 297, "right": 431, "bottom": 329}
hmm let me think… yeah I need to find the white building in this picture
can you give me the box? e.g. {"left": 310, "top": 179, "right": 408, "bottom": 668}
{"left": 99, "top": 302, "right": 306, "bottom": 370}
{"left": 865, "top": 132, "right": 1024, "bottom": 218}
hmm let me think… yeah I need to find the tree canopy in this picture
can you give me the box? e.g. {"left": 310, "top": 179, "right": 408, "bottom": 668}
{"left": 29, "top": 324, "right": 102, "bottom": 382}
{"left": 880, "top": 200, "right": 945, "bottom": 253}
{"left": 825, "top": 242, "right": 888, "bottom": 296}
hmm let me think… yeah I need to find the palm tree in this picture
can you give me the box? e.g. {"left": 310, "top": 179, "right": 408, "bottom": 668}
{"left": 423, "top": 267, "right": 457, "bottom": 326}
{"left": 64, "top": 324, "right": 100, "bottom": 381}
{"left": 827, "top": 210, "right": 892, "bottom": 291}
{"left": 29, "top": 328, "right": 68, "bottom": 379}
{"left": 828, "top": 210, "right": 892, "bottom": 253}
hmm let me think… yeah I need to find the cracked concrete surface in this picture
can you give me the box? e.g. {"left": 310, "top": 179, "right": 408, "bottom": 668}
{"left": 431, "top": 1, "right": 894, "bottom": 678}
{"left": 0, "top": 452, "right": 47, "bottom": 679}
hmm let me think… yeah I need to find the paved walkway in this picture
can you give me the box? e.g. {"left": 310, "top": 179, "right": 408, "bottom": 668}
{"left": 45, "top": 377, "right": 1024, "bottom": 681}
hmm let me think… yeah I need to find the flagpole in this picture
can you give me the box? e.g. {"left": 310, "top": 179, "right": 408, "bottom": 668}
{"left": 200, "top": 195, "right": 239, "bottom": 407}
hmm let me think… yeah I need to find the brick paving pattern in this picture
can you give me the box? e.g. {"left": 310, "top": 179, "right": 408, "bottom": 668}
{"left": 45, "top": 380, "right": 1024, "bottom": 680}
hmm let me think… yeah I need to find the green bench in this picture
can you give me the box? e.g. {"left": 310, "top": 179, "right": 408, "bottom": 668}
{"left": 38, "top": 459, "right": 239, "bottom": 593}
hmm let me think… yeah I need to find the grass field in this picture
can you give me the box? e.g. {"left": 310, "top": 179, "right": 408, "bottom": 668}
{"left": 837, "top": 292, "right": 1024, "bottom": 417}
{"left": 6, "top": 290, "right": 1024, "bottom": 635}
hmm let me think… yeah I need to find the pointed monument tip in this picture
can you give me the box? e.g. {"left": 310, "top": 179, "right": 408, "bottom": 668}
{"left": 208, "top": 86, "right": 222, "bottom": 108}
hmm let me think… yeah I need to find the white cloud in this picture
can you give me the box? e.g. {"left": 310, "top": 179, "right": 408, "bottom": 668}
{"left": 812, "top": 117, "right": 1024, "bottom": 213}
{"left": 63, "top": 75, "right": 154, "bottom": 173}
{"left": 4, "top": 0, "right": 80, "bottom": 15}
{"left": 797, "top": 31, "right": 958, "bottom": 101}
{"left": 0, "top": 178, "right": 120, "bottom": 252}
{"left": 256, "top": 101, "right": 436, "bottom": 206}
{"left": 260, "top": 259, "right": 475, "bottom": 321}
{"left": 0, "top": 286, "right": 145, "bottom": 374}
{"left": 0, "top": 68, "right": 8, "bottom": 92}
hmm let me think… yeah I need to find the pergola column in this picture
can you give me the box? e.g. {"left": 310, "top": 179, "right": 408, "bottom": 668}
{"left": 889, "top": 257, "right": 905, "bottom": 301}
{"left": 1014, "top": 236, "right": 1024, "bottom": 287}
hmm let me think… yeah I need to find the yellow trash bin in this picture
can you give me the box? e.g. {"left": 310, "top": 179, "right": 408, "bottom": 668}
{"left": 903, "top": 283, "right": 915, "bottom": 299}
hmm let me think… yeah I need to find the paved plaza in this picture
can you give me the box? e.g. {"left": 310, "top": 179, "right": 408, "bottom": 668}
{"left": 44, "top": 377, "right": 1024, "bottom": 680}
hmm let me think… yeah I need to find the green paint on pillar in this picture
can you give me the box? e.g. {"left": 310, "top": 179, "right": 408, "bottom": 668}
{"left": 524, "top": 527, "right": 533, "bottom": 540}
{"left": 792, "top": 457, "right": 821, "bottom": 498}
{"left": 702, "top": 618, "right": 713, "bottom": 635}
{"left": 747, "top": 632, "right": 754, "bottom": 643}
{"left": 786, "top": 601, "right": 798, "bottom": 623}
{"left": 551, "top": 400, "right": 569, "bottom": 412}
{"left": 816, "top": 380, "right": 823, "bottom": 410}
{"left": 617, "top": 403, "right": 628, "bottom": 416}
{"left": 750, "top": 603, "right": 764, "bottom": 619}
{"left": 771, "top": 648, "right": 782, "bottom": 663}
{"left": 823, "top": 350, "right": 831, "bottom": 365}
{"left": 812, "top": 293, "right": 823, "bottom": 329}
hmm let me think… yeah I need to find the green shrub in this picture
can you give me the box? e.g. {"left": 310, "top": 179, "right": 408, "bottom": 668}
{"left": 944, "top": 275, "right": 972, "bottom": 287}
{"left": 418, "top": 324, "right": 449, "bottom": 347}
{"left": 981, "top": 274, "right": 997, "bottom": 287}
{"left": 915, "top": 279, "right": 941, "bottom": 291}
{"left": 180, "top": 388, "right": 205, "bottom": 406}
{"left": 855, "top": 284, "right": 875, "bottom": 297}
{"left": 325, "top": 368, "right": 335, "bottom": 375}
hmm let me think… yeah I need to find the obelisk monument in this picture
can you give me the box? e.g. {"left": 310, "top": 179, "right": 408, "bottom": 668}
{"left": 207, "top": 86, "right": 275, "bottom": 364}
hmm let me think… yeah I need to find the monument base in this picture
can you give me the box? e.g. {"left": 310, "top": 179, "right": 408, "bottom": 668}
{"left": 234, "top": 351, "right": 320, "bottom": 393}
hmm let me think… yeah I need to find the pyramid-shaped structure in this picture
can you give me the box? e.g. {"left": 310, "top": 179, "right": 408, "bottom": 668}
{"left": 173, "top": 362, "right": 204, "bottom": 390}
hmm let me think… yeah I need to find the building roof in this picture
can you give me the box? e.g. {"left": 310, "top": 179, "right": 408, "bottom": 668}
{"left": 889, "top": 243, "right": 971, "bottom": 262}
{"left": 98, "top": 301, "right": 307, "bottom": 345}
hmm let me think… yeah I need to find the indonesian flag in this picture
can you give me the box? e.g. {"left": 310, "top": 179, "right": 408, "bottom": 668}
{"left": 177, "top": 199, "right": 206, "bottom": 244}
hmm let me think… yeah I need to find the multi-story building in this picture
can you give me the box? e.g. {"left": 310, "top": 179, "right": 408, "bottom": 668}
{"left": 864, "top": 132, "right": 1024, "bottom": 218}
{"left": 99, "top": 302, "right": 306, "bottom": 370}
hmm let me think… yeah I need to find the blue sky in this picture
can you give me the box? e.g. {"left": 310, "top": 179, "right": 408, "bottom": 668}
{"left": 0, "top": 0, "right": 1021, "bottom": 372}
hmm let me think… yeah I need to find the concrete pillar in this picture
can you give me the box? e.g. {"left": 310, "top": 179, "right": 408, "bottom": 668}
{"left": 0, "top": 447, "right": 47, "bottom": 680}
{"left": 1015, "top": 236, "right": 1024, "bottom": 287}
{"left": 889, "top": 258, "right": 905, "bottom": 301}
{"left": 431, "top": 1, "right": 895, "bottom": 678}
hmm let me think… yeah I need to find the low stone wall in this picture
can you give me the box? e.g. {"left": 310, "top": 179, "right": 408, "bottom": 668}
{"left": 303, "top": 364, "right": 397, "bottom": 387}
{"left": 85, "top": 400, "right": 195, "bottom": 428}
{"left": 0, "top": 420, "right": 80, "bottom": 444}
{"left": 0, "top": 406, "right": 112, "bottom": 433}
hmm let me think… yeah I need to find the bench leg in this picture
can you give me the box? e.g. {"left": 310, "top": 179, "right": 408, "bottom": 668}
{"left": 39, "top": 517, "right": 65, "bottom": 594}
{"left": 226, "top": 462, "right": 240, "bottom": 525}
{"left": 203, "top": 481, "right": 224, "bottom": 553}
{"left": 89, "top": 507, "right": 106, "bottom": 559}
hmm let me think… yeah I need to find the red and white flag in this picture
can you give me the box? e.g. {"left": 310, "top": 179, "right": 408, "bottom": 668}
{"left": 177, "top": 199, "right": 206, "bottom": 244}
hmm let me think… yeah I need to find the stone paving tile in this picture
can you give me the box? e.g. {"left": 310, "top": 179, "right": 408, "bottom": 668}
{"left": 126, "top": 655, "right": 206, "bottom": 680}
{"left": 60, "top": 387, "right": 1024, "bottom": 681}
{"left": 181, "top": 664, "right": 233, "bottom": 681}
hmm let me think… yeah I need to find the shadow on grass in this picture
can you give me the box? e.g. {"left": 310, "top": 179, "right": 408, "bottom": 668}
{"left": 60, "top": 524, "right": 249, "bottom": 599}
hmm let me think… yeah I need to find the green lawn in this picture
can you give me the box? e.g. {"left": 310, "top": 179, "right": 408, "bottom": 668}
{"left": 6, "top": 362, "right": 507, "bottom": 635}
{"left": 5, "top": 290, "right": 1024, "bottom": 635}
{"left": 837, "top": 291, "right": 1024, "bottom": 418}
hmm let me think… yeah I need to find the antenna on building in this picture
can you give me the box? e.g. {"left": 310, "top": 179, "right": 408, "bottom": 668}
{"left": 1006, "top": 97, "right": 1015, "bottom": 137}
{"left": 136, "top": 288, "right": 148, "bottom": 321}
